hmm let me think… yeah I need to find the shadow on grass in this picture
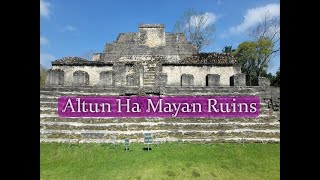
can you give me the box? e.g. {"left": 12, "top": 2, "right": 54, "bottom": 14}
{"left": 142, "top": 147, "right": 153, "bottom": 151}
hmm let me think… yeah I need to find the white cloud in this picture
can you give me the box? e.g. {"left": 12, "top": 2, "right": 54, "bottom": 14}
{"left": 190, "top": 12, "right": 217, "bottom": 27}
{"left": 40, "top": 0, "right": 51, "bottom": 17}
{"left": 40, "top": 36, "right": 48, "bottom": 45}
{"left": 40, "top": 53, "right": 56, "bottom": 68}
{"left": 63, "top": 25, "right": 77, "bottom": 32}
{"left": 229, "top": 3, "right": 280, "bottom": 34}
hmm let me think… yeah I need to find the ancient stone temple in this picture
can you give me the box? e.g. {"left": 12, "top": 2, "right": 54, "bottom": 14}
{"left": 46, "top": 24, "right": 257, "bottom": 93}
{"left": 41, "top": 24, "right": 279, "bottom": 144}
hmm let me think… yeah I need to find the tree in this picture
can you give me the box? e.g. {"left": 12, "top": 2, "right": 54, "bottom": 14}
{"left": 272, "top": 67, "right": 280, "bottom": 87}
{"left": 249, "top": 12, "right": 280, "bottom": 72}
{"left": 250, "top": 12, "right": 280, "bottom": 51}
{"left": 235, "top": 38, "right": 274, "bottom": 85}
{"left": 40, "top": 64, "right": 47, "bottom": 87}
{"left": 235, "top": 11, "right": 280, "bottom": 85}
{"left": 174, "top": 9, "right": 215, "bottom": 52}
{"left": 81, "top": 49, "right": 95, "bottom": 60}
{"left": 222, "top": 46, "right": 235, "bottom": 54}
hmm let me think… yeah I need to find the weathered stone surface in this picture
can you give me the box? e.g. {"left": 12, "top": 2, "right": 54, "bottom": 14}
{"left": 51, "top": 66, "right": 113, "bottom": 86}
{"left": 53, "top": 56, "right": 110, "bottom": 66}
{"left": 206, "top": 74, "right": 220, "bottom": 86}
{"left": 258, "top": 77, "right": 270, "bottom": 87}
{"left": 99, "top": 71, "right": 113, "bottom": 86}
{"left": 102, "top": 24, "right": 197, "bottom": 63}
{"left": 138, "top": 24, "right": 165, "bottom": 48}
{"left": 46, "top": 24, "right": 245, "bottom": 88}
{"left": 112, "top": 63, "right": 126, "bottom": 87}
{"left": 126, "top": 73, "right": 140, "bottom": 86}
{"left": 230, "top": 73, "right": 246, "bottom": 86}
{"left": 181, "top": 74, "right": 194, "bottom": 86}
{"left": 91, "top": 53, "right": 106, "bottom": 61}
{"left": 73, "top": 70, "right": 89, "bottom": 86}
{"left": 155, "top": 73, "right": 167, "bottom": 86}
{"left": 179, "top": 52, "right": 237, "bottom": 65}
{"left": 46, "top": 69, "right": 64, "bottom": 86}
{"left": 163, "top": 65, "right": 239, "bottom": 86}
{"left": 271, "top": 87, "right": 280, "bottom": 111}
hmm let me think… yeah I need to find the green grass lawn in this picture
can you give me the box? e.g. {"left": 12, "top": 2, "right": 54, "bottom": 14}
{"left": 41, "top": 142, "right": 279, "bottom": 180}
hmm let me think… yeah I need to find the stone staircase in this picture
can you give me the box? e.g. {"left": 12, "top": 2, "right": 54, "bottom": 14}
{"left": 143, "top": 65, "right": 156, "bottom": 86}
{"left": 40, "top": 88, "right": 280, "bottom": 144}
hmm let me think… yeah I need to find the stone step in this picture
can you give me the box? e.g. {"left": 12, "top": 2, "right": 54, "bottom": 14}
{"left": 143, "top": 76, "right": 155, "bottom": 79}
{"left": 40, "top": 95, "right": 58, "bottom": 99}
{"left": 144, "top": 70, "right": 155, "bottom": 73}
{"left": 40, "top": 102, "right": 58, "bottom": 108}
{"left": 40, "top": 128, "right": 280, "bottom": 135}
{"left": 41, "top": 86, "right": 272, "bottom": 94}
{"left": 40, "top": 129, "right": 280, "bottom": 140}
{"left": 39, "top": 100, "right": 274, "bottom": 107}
{"left": 40, "top": 137, "right": 280, "bottom": 143}
{"left": 40, "top": 90, "right": 271, "bottom": 98}
{"left": 40, "top": 115, "right": 279, "bottom": 123}
{"left": 40, "top": 108, "right": 275, "bottom": 116}
{"left": 144, "top": 74, "right": 155, "bottom": 77}
{"left": 143, "top": 81, "right": 155, "bottom": 84}
{"left": 41, "top": 90, "right": 120, "bottom": 96}
{"left": 40, "top": 98, "right": 57, "bottom": 102}
{"left": 40, "top": 121, "right": 280, "bottom": 131}
{"left": 40, "top": 121, "right": 280, "bottom": 127}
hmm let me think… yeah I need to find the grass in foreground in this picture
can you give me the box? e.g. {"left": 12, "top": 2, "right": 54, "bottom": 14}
{"left": 41, "top": 142, "right": 279, "bottom": 180}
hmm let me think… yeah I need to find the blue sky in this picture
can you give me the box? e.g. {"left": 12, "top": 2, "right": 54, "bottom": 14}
{"left": 40, "top": 0, "right": 280, "bottom": 74}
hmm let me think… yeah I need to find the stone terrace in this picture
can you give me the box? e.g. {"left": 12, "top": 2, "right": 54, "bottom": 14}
{"left": 40, "top": 86, "right": 280, "bottom": 144}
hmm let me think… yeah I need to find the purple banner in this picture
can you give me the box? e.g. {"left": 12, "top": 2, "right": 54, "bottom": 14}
{"left": 58, "top": 96, "right": 260, "bottom": 118}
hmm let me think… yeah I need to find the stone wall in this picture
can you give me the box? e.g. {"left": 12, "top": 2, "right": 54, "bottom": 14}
{"left": 181, "top": 74, "right": 194, "bottom": 86}
{"left": 46, "top": 69, "right": 64, "bottom": 86}
{"left": 230, "top": 74, "right": 246, "bottom": 86}
{"left": 162, "top": 65, "right": 240, "bottom": 86}
{"left": 52, "top": 65, "right": 112, "bottom": 86}
{"left": 98, "top": 71, "right": 113, "bottom": 86}
{"left": 138, "top": 24, "right": 165, "bottom": 48}
{"left": 40, "top": 85, "right": 280, "bottom": 143}
{"left": 101, "top": 24, "right": 197, "bottom": 63}
{"left": 258, "top": 77, "right": 271, "bottom": 86}
{"left": 73, "top": 70, "right": 89, "bottom": 86}
{"left": 206, "top": 74, "right": 220, "bottom": 86}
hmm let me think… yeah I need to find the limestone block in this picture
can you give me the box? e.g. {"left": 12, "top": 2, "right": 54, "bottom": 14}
{"left": 73, "top": 70, "right": 89, "bottom": 86}
{"left": 126, "top": 73, "right": 140, "bottom": 86}
{"left": 181, "top": 74, "right": 194, "bottom": 86}
{"left": 112, "top": 64, "right": 126, "bottom": 87}
{"left": 258, "top": 77, "right": 270, "bottom": 87}
{"left": 46, "top": 69, "right": 64, "bottom": 86}
{"left": 155, "top": 73, "right": 167, "bottom": 86}
{"left": 230, "top": 73, "right": 246, "bottom": 86}
{"left": 99, "top": 71, "right": 113, "bottom": 86}
{"left": 206, "top": 74, "right": 220, "bottom": 86}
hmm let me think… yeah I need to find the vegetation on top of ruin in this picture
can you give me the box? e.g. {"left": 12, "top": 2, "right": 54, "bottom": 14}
{"left": 52, "top": 56, "right": 112, "bottom": 66}
{"left": 178, "top": 52, "right": 236, "bottom": 65}
{"left": 53, "top": 56, "right": 89, "bottom": 63}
